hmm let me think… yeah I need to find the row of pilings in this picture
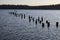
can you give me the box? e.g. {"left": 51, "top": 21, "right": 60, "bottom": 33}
{"left": 9, "top": 11, "right": 59, "bottom": 28}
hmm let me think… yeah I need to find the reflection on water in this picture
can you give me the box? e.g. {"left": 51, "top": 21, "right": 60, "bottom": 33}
{"left": 0, "top": 10, "right": 60, "bottom": 40}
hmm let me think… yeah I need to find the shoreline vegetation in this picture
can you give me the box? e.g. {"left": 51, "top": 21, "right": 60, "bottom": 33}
{"left": 0, "top": 4, "right": 60, "bottom": 9}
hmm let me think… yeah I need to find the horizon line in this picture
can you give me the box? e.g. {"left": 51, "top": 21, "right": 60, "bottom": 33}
{"left": 0, "top": 4, "right": 60, "bottom": 6}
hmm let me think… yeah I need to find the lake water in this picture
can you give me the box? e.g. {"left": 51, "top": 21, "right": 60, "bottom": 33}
{"left": 0, "top": 9, "right": 60, "bottom": 40}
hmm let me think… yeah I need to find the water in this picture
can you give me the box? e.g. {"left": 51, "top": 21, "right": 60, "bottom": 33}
{"left": 0, "top": 9, "right": 60, "bottom": 40}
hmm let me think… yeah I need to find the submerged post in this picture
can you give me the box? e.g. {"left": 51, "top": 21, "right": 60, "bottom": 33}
{"left": 21, "top": 14, "right": 23, "bottom": 19}
{"left": 24, "top": 14, "right": 25, "bottom": 19}
{"left": 41, "top": 17, "right": 43, "bottom": 22}
{"left": 32, "top": 17, "right": 34, "bottom": 22}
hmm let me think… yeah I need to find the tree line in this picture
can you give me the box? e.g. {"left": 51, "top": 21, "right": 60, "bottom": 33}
{"left": 0, "top": 4, "right": 60, "bottom": 9}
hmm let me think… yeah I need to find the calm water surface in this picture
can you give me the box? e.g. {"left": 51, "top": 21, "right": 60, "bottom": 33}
{"left": 0, "top": 9, "right": 60, "bottom": 40}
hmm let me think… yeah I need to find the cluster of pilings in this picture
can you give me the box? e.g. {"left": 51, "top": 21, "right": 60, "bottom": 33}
{"left": 9, "top": 11, "right": 59, "bottom": 28}
{"left": 9, "top": 11, "right": 26, "bottom": 19}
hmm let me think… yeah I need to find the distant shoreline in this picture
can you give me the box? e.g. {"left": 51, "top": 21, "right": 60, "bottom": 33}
{"left": 0, "top": 4, "right": 60, "bottom": 10}
{"left": 1, "top": 8, "right": 60, "bottom": 10}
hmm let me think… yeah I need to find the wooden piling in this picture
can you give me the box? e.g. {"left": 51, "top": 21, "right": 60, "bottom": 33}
{"left": 46, "top": 20, "right": 48, "bottom": 23}
{"left": 28, "top": 16, "right": 31, "bottom": 22}
{"left": 46, "top": 20, "right": 50, "bottom": 28}
{"left": 56, "top": 22, "right": 59, "bottom": 27}
{"left": 41, "top": 17, "right": 43, "bottom": 22}
{"left": 39, "top": 20, "right": 42, "bottom": 24}
{"left": 38, "top": 17, "right": 40, "bottom": 21}
{"left": 35, "top": 19, "right": 37, "bottom": 25}
{"left": 47, "top": 22, "right": 50, "bottom": 27}
{"left": 24, "top": 14, "right": 25, "bottom": 19}
{"left": 21, "top": 14, "right": 23, "bottom": 19}
{"left": 42, "top": 23, "right": 45, "bottom": 28}
{"left": 32, "top": 17, "right": 34, "bottom": 22}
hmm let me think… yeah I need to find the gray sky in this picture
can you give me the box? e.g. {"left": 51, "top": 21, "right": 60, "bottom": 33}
{"left": 0, "top": 0, "right": 60, "bottom": 6}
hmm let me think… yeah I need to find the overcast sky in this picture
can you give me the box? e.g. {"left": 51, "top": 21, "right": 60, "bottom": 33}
{"left": 0, "top": 0, "right": 60, "bottom": 6}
